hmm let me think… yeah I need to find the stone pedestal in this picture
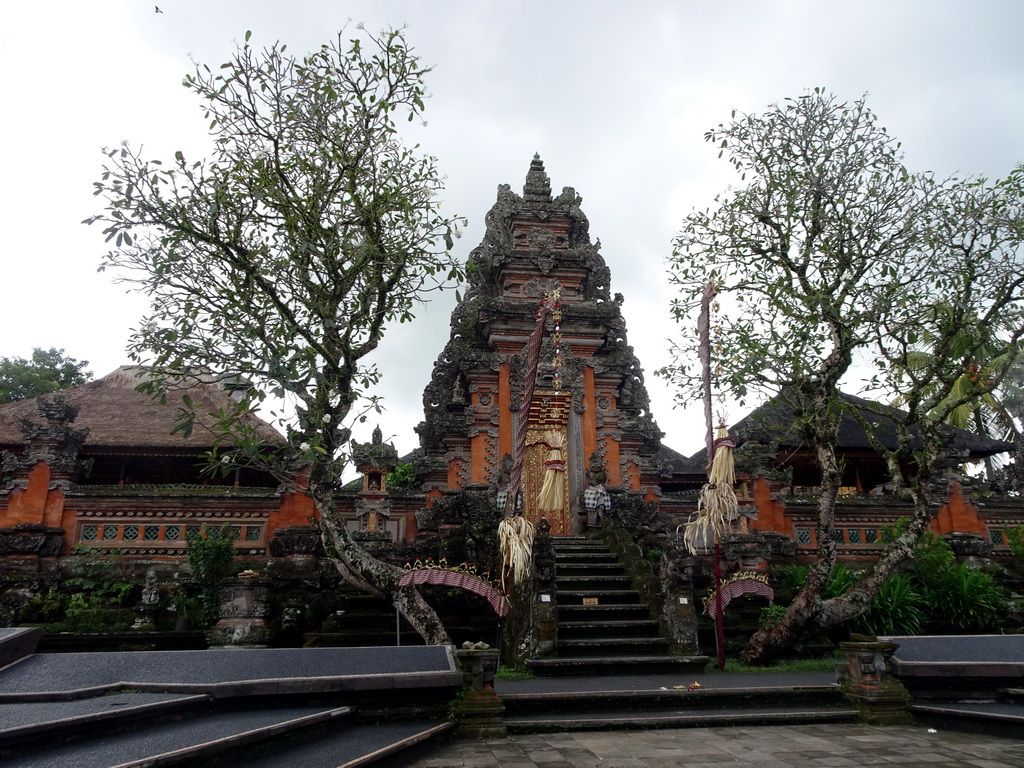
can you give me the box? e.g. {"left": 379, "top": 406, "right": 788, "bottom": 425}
{"left": 131, "top": 604, "right": 157, "bottom": 631}
{"left": 453, "top": 649, "right": 506, "bottom": 738}
{"left": 839, "top": 640, "right": 913, "bottom": 725}
{"left": 208, "top": 577, "right": 271, "bottom": 647}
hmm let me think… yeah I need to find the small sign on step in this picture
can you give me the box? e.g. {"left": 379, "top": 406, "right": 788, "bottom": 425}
{"left": 583, "top": 597, "right": 598, "bottom": 606}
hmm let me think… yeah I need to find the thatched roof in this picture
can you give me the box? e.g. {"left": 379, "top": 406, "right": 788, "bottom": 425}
{"left": 0, "top": 367, "right": 284, "bottom": 452}
{"left": 707, "top": 390, "right": 1013, "bottom": 460}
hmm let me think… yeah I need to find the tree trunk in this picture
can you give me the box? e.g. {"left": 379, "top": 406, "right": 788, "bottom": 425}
{"left": 313, "top": 483, "right": 452, "bottom": 646}
{"left": 741, "top": 443, "right": 939, "bottom": 664}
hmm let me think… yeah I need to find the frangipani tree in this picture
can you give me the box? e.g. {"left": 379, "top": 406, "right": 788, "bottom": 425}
{"left": 86, "top": 27, "right": 464, "bottom": 644}
{"left": 663, "top": 90, "right": 1024, "bottom": 662}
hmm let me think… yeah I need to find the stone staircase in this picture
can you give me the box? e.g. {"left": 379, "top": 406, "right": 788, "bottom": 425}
{"left": 527, "top": 535, "right": 707, "bottom": 676}
{"left": 0, "top": 631, "right": 460, "bottom": 768}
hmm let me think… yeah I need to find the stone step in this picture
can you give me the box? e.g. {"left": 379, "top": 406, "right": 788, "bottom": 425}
{"left": 0, "top": 692, "right": 209, "bottom": 750}
{"left": 558, "top": 590, "right": 642, "bottom": 605}
{"left": 557, "top": 607, "right": 652, "bottom": 625}
{"left": 556, "top": 576, "right": 633, "bottom": 590}
{"left": 0, "top": 705, "right": 356, "bottom": 767}
{"left": 558, "top": 619, "right": 662, "bottom": 639}
{"left": 558, "top": 637, "right": 670, "bottom": 656}
{"left": 555, "top": 562, "right": 625, "bottom": 575}
{"left": 526, "top": 655, "right": 709, "bottom": 677}
{"left": 552, "top": 557, "right": 614, "bottom": 569}
{"left": 500, "top": 684, "right": 847, "bottom": 715}
{"left": 504, "top": 705, "right": 858, "bottom": 733}
{"left": 200, "top": 720, "right": 455, "bottom": 768}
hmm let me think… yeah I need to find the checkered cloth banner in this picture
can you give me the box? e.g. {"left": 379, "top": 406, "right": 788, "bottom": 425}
{"left": 505, "top": 293, "right": 557, "bottom": 512}
{"left": 583, "top": 486, "right": 612, "bottom": 511}
{"left": 399, "top": 568, "right": 509, "bottom": 617}
{"left": 705, "top": 578, "right": 774, "bottom": 619}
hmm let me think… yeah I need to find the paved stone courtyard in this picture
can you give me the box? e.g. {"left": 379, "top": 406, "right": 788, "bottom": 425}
{"left": 399, "top": 724, "right": 1024, "bottom": 767}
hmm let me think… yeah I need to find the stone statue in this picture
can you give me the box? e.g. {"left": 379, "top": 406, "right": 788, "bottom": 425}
{"left": 141, "top": 568, "right": 159, "bottom": 606}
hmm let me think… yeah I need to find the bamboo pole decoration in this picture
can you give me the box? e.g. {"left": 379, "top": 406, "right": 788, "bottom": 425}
{"left": 698, "top": 282, "right": 716, "bottom": 471}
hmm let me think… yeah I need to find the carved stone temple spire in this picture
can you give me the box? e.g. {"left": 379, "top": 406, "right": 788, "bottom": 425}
{"left": 415, "top": 158, "right": 664, "bottom": 534}
{"left": 522, "top": 153, "right": 552, "bottom": 203}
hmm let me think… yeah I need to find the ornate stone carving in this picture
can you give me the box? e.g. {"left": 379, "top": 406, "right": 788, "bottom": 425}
{"left": 3, "top": 395, "right": 92, "bottom": 488}
{"left": 269, "top": 525, "right": 324, "bottom": 557}
{"left": 0, "top": 524, "right": 66, "bottom": 557}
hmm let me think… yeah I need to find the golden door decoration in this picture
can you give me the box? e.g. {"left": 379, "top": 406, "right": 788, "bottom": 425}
{"left": 523, "top": 426, "right": 571, "bottom": 534}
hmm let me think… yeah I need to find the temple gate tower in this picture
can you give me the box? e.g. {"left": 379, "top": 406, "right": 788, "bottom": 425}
{"left": 415, "top": 156, "right": 663, "bottom": 533}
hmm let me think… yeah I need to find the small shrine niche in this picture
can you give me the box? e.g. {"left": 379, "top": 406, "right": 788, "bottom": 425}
{"left": 350, "top": 426, "right": 398, "bottom": 538}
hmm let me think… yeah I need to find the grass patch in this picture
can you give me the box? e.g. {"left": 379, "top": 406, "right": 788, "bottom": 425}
{"left": 495, "top": 665, "right": 535, "bottom": 680}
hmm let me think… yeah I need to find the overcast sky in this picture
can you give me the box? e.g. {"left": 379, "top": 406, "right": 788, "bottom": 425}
{"left": 1, "top": 0, "right": 1022, "bottom": 459}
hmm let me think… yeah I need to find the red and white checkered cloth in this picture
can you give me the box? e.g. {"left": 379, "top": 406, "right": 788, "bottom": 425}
{"left": 399, "top": 568, "right": 509, "bottom": 617}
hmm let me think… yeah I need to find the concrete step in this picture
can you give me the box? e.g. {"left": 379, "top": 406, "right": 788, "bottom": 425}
{"left": 555, "top": 563, "right": 626, "bottom": 575}
{"left": 527, "top": 655, "right": 709, "bottom": 677}
{"left": 558, "top": 637, "right": 670, "bottom": 656}
{"left": 558, "top": 604, "right": 652, "bottom": 622}
{"left": 558, "top": 589, "right": 642, "bottom": 605}
{"left": 1, "top": 705, "right": 355, "bottom": 767}
{"left": 202, "top": 719, "right": 454, "bottom": 768}
{"left": 556, "top": 575, "right": 633, "bottom": 588}
{"left": 504, "top": 704, "right": 858, "bottom": 733}
{"left": 558, "top": 619, "right": 662, "bottom": 639}
{"left": 911, "top": 701, "right": 1024, "bottom": 740}
{"left": 554, "top": 552, "right": 619, "bottom": 563}
{"left": 500, "top": 684, "right": 847, "bottom": 713}
{"left": 0, "top": 692, "right": 209, "bottom": 751}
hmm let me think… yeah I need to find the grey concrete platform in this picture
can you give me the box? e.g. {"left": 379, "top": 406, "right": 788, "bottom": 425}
{"left": 0, "top": 628, "right": 40, "bottom": 669}
{"left": 212, "top": 719, "right": 453, "bottom": 768}
{"left": 395, "top": 722, "right": 1024, "bottom": 768}
{"left": 0, "top": 692, "right": 204, "bottom": 746}
{"left": 0, "top": 645, "right": 462, "bottom": 699}
{"left": 883, "top": 634, "right": 1024, "bottom": 678}
{"left": 3, "top": 704, "right": 354, "bottom": 768}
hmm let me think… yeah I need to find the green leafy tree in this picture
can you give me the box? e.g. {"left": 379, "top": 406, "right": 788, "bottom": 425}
{"left": 85, "top": 27, "right": 463, "bottom": 644}
{"left": 0, "top": 348, "right": 92, "bottom": 404}
{"left": 185, "top": 524, "right": 235, "bottom": 627}
{"left": 663, "top": 90, "right": 1024, "bottom": 662}
{"left": 900, "top": 307, "right": 1020, "bottom": 478}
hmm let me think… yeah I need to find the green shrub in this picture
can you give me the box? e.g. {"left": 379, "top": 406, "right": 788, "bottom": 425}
{"left": 1006, "top": 527, "right": 1024, "bottom": 560}
{"left": 774, "top": 564, "right": 810, "bottom": 593}
{"left": 910, "top": 532, "right": 955, "bottom": 582}
{"left": 758, "top": 603, "right": 788, "bottom": 631}
{"left": 925, "top": 564, "right": 1008, "bottom": 632}
{"left": 63, "top": 547, "right": 137, "bottom": 606}
{"left": 186, "top": 524, "right": 235, "bottom": 626}
{"left": 823, "top": 564, "right": 859, "bottom": 599}
{"left": 853, "top": 573, "right": 925, "bottom": 636}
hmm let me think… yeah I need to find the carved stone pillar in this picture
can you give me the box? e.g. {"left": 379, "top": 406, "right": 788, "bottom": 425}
{"left": 452, "top": 648, "right": 506, "bottom": 738}
{"left": 839, "top": 640, "right": 913, "bottom": 725}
